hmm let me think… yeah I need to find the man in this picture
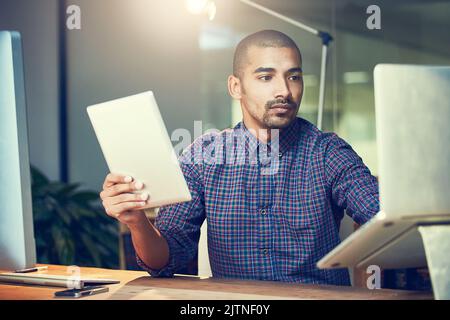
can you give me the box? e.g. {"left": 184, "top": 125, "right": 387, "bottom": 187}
{"left": 100, "top": 30, "right": 379, "bottom": 286}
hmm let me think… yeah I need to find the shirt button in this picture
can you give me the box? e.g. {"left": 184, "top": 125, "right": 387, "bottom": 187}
{"left": 278, "top": 152, "right": 283, "bottom": 158}
{"left": 262, "top": 249, "right": 269, "bottom": 255}
{"left": 260, "top": 208, "right": 267, "bottom": 215}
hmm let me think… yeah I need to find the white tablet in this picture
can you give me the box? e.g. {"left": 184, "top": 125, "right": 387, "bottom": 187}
{"left": 87, "top": 91, "right": 192, "bottom": 209}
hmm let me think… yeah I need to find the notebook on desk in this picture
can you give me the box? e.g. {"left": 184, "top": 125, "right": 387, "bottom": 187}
{"left": 0, "top": 272, "right": 120, "bottom": 288}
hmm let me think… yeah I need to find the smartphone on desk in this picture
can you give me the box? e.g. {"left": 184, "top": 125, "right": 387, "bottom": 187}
{"left": 54, "top": 285, "right": 109, "bottom": 298}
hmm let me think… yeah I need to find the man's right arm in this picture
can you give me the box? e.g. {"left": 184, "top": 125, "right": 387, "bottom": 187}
{"left": 99, "top": 173, "right": 170, "bottom": 270}
{"left": 127, "top": 213, "right": 170, "bottom": 270}
{"left": 136, "top": 157, "right": 206, "bottom": 277}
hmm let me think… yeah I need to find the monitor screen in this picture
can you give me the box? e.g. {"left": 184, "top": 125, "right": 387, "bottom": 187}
{"left": 0, "top": 30, "right": 36, "bottom": 270}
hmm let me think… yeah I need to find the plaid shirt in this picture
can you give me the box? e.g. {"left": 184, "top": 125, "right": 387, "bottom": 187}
{"left": 137, "top": 117, "right": 379, "bottom": 286}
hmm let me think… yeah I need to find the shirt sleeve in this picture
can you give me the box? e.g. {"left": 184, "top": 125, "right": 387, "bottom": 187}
{"left": 323, "top": 133, "right": 380, "bottom": 225}
{"left": 136, "top": 144, "right": 206, "bottom": 277}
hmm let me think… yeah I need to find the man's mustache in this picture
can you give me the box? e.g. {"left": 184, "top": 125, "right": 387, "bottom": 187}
{"left": 266, "top": 98, "right": 297, "bottom": 110}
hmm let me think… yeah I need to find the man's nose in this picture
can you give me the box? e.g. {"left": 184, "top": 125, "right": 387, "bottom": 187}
{"left": 274, "top": 78, "right": 291, "bottom": 99}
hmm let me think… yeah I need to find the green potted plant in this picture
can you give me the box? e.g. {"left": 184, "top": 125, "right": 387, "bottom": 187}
{"left": 31, "top": 166, "right": 119, "bottom": 269}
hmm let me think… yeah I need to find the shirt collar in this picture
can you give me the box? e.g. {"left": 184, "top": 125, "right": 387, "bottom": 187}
{"left": 234, "top": 117, "right": 300, "bottom": 154}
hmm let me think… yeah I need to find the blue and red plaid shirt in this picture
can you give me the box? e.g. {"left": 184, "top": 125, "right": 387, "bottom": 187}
{"left": 137, "top": 117, "right": 379, "bottom": 286}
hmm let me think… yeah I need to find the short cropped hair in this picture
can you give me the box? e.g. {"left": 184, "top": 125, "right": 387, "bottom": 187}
{"left": 233, "top": 30, "right": 301, "bottom": 78}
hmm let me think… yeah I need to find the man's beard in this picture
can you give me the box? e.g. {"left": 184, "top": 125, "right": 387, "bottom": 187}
{"left": 262, "top": 98, "right": 298, "bottom": 129}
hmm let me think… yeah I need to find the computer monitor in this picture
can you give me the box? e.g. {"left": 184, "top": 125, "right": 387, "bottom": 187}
{"left": 317, "top": 64, "right": 450, "bottom": 270}
{"left": 0, "top": 31, "right": 36, "bottom": 270}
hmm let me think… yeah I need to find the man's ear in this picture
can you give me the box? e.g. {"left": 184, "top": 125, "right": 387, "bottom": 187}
{"left": 228, "top": 75, "right": 243, "bottom": 100}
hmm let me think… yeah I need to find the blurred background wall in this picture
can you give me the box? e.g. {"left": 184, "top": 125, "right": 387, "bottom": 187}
{"left": 0, "top": 0, "right": 60, "bottom": 180}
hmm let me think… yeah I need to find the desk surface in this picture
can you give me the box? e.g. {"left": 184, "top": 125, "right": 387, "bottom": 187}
{"left": 0, "top": 265, "right": 433, "bottom": 300}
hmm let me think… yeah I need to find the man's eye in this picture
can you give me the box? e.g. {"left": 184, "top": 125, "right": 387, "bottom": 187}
{"left": 259, "top": 75, "right": 272, "bottom": 81}
{"left": 289, "top": 75, "right": 302, "bottom": 81}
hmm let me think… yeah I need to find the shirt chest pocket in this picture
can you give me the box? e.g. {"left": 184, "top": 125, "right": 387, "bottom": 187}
{"left": 278, "top": 188, "right": 327, "bottom": 232}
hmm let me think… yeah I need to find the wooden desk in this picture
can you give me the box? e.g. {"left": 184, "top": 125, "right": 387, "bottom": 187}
{"left": 0, "top": 265, "right": 433, "bottom": 300}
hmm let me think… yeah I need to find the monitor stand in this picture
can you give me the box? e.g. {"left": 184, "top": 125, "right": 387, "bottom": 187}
{"left": 418, "top": 225, "right": 450, "bottom": 300}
